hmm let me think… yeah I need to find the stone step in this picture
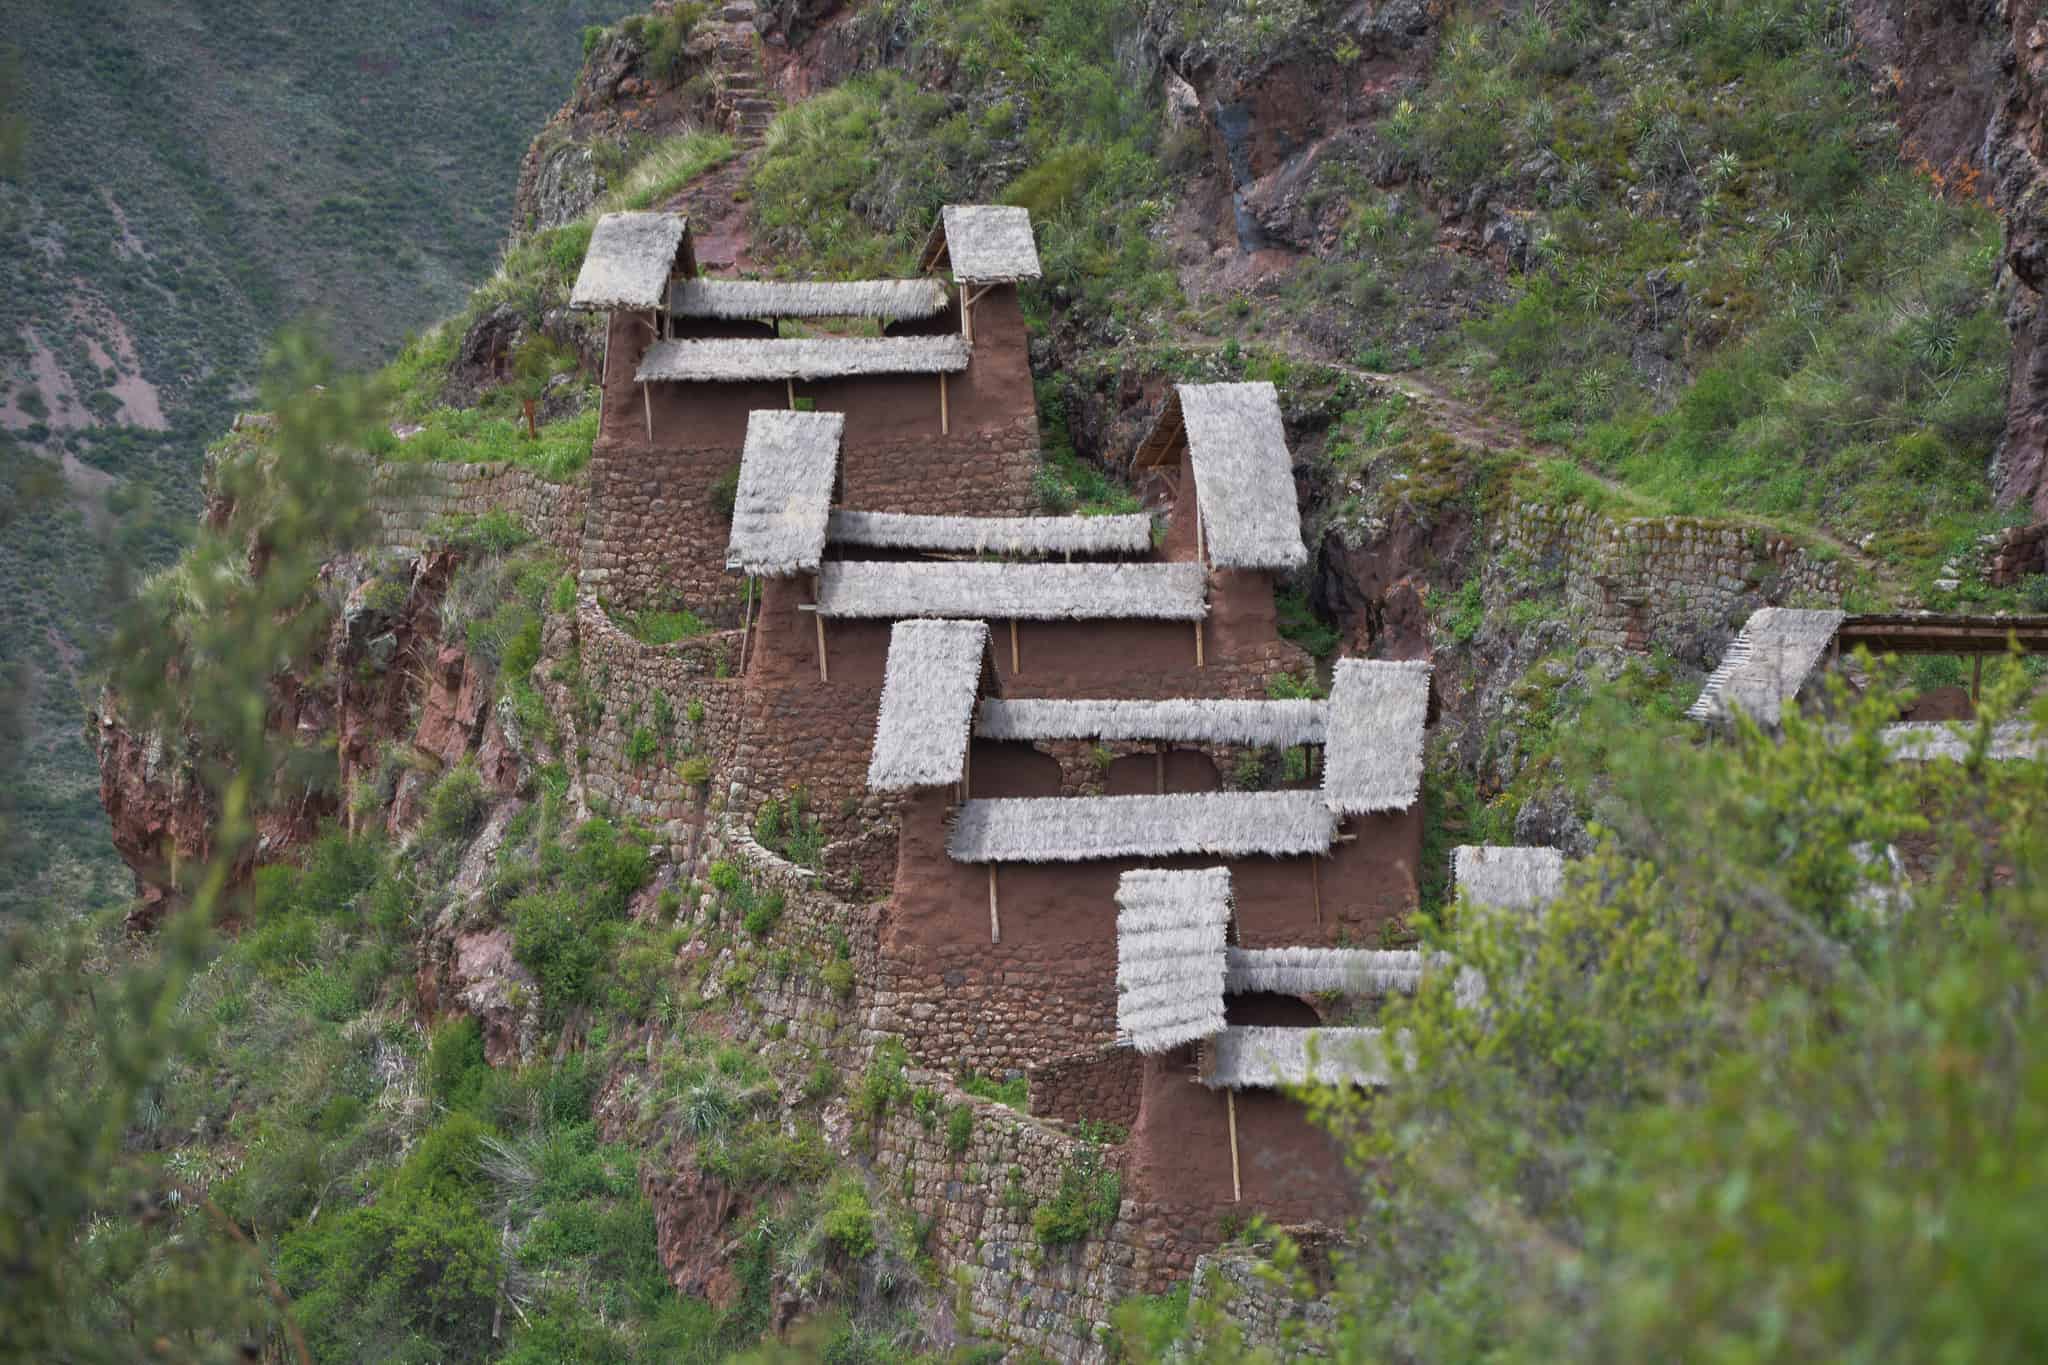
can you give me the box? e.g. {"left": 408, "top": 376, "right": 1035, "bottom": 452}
{"left": 732, "top": 97, "right": 776, "bottom": 113}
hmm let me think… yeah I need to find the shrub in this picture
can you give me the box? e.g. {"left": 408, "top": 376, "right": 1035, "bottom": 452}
{"left": 424, "top": 759, "right": 487, "bottom": 843}
{"left": 821, "top": 1176, "right": 877, "bottom": 1260}
{"left": 958, "top": 1071, "right": 1027, "bottom": 1110}
{"left": 512, "top": 891, "right": 606, "bottom": 1014}
{"left": 946, "top": 1105, "right": 973, "bottom": 1155}
{"left": 1033, "top": 1149, "right": 1122, "bottom": 1247}
{"left": 426, "top": 1016, "right": 488, "bottom": 1111}
{"left": 678, "top": 755, "right": 712, "bottom": 787}
{"left": 742, "top": 889, "right": 785, "bottom": 940}
{"left": 626, "top": 725, "right": 658, "bottom": 768}
{"left": 821, "top": 959, "right": 856, "bottom": 998}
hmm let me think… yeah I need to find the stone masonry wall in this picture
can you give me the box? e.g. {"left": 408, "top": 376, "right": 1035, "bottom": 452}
{"left": 570, "top": 602, "right": 746, "bottom": 835}
{"left": 1027, "top": 1044, "right": 1145, "bottom": 1130}
{"left": 369, "top": 460, "right": 588, "bottom": 565}
{"left": 1496, "top": 500, "right": 1845, "bottom": 651}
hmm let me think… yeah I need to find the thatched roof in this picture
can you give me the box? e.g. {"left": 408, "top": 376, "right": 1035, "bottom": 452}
{"left": 1687, "top": 607, "right": 1845, "bottom": 726}
{"left": 827, "top": 510, "right": 1155, "bottom": 558}
{"left": 1882, "top": 721, "right": 2045, "bottom": 763}
{"left": 1175, "top": 383, "right": 1308, "bottom": 571}
{"left": 1224, "top": 947, "right": 1423, "bottom": 997}
{"left": 1453, "top": 845, "right": 1565, "bottom": 914}
{"left": 1202, "top": 1026, "right": 1391, "bottom": 1089}
{"left": 671, "top": 277, "right": 949, "bottom": 321}
{"left": 570, "top": 213, "right": 689, "bottom": 311}
{"left": 866, "top": 620, "right": 992, "bottom": 792}
{"left": 975, "top": 697, "right": 1326, "bottom": 747}
{"left": 814, "top": 561, "right": 1208, "bottom": 621}
{"left": 920, "top": 204, "right": 1042, "bottom": 284}
{"left": 947, "top": 791, "right": 1339, "bottom": 863}
{"left": 636, "top": 334, "right": 970, "bottom": 383}
{"left": 1321, "top": 658, "right": 1432, "bottom": 814}
{"left": 1115, "top": 867, "right": 1232, "bottom": 1053}
{"left": 725, "top": 410, "right": 845, "bottom": 576}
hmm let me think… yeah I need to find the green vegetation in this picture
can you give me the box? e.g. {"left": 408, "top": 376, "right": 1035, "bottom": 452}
{"left": 754, "top": 787, "right": 825, "bottom": 868}
{"left": 957, "top": 1071, "right": 1028, "bottom": 1110}
{"left": 1033, "top": 1148, "right": 1122, "bottom": 1248}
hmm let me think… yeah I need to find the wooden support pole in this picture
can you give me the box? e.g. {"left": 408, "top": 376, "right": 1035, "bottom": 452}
{"left": 961, "top": 288, "right": 973, "bottom": 343}
{"left": 641, "top": 382, "right": 653, "bottom": 443}
{"left": 1010, "top": 618, "right": 1020, "bottom": 674}
{"left": 988, "top": 864, "right": 1001, "bottom": 944}
{"left": 1194, "top": 494, "right": 1205, "bottom": 567}
{"left": 737, "top": 577, "right": 755, "bottom": 676}
{"left": 786, "top": 378, "right": 796, "bottom": 410}
{"left": 1194, "top": 619, "right": 1205, "bottom": 668}
{"left": 939, "top": 372, "right": 950, "bottom": 435}
{"left": 598, "top": 323, "right": 611, "bottom": 427}
{"left": 1226, "top": 1091, "right": 1241, "bottom": 1203}
{"left": 814, "top": 611, "right": 829, "bottom": 682}
{"left": 1972, "top": 653, "right": 1983, "bottom": 704}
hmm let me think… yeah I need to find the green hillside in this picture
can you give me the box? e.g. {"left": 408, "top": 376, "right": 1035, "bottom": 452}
{"left": 0, "top": 0, "right": 639, "bottom": 918}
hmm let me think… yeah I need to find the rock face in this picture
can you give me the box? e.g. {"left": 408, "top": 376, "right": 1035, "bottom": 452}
{"left": 1993, "top": 4, "right": 2048, "bottom": 519}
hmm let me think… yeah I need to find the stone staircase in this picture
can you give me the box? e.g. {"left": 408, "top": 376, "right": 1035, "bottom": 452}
{"left": 708, "top": 2, "right": 777, "bottom": 144}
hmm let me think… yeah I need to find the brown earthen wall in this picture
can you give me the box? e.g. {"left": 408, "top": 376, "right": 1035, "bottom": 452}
{"left": 1027, "top": 1044, "right": 1145, "bottom": 1130}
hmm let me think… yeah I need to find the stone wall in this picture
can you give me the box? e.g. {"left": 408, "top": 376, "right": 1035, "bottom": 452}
{"left": 1496, "top": 500, "right": 1844, "bottom": 652}
{"left": 1027, "top": 1044, "right": 1145, "bottom": 1130}
{"left": 368, "top": 460, "right": 588, "bottom": 565}
{"left": 570, "top": 601, "right": 746, "bottom": 834}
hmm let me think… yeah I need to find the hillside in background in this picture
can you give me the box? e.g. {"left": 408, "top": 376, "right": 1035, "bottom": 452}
{"left": 0, "top": 0, "right": 640, "bottom": 918}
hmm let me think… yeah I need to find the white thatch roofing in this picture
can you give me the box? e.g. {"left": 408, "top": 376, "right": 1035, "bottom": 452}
{"left": 1202, "top": 1026, "right": 1391, "bottom": 1089}
{"left": 1453, "top": 845, "right": 1565, "bottom": 914}
{"left": 814, "top": 561, "right": 1208, "bottom": 621}
{"left": 975, "top": 697, "right": 1326, "bottom": 747}
{"left": 922, "top": 204, "right": 1042, "bottom": 284}
{"left": 867, "top": 620, "right": 991, "bottom": 792}
{"left": 671, "top": 277, "right": 949, "bottom": 321}
{"left": 1115, "top": 867, "right": 1232, "bottom": 1053}
{"left": 1687, "top": 607, "right": 1845, "bottom": 726}
{"left": 636, "top": 334, "right": 970, "bottom": 383}
{"left": 1882, "top": 721, "right": 2045, "bottom": 762}
{"left": 1321, "top": 658, "right": 1432, "bottom": 814}
{"left": 725, "top": 410, "right": 845, "bottom": 576}
{"left": 570, "top": 212, "right": 688, "bottom": 311}
{"left": 828, "top": 510, "right": 1154, "bottom": 558}
{"left": 947, "top": 791, "right": 1339, "bottom": 863}
{"left": 1224, "top": 947, "right": 1423, "bottom": 997}
{"left": 1179, "top": 383, "right": 1308, "bottom": 572}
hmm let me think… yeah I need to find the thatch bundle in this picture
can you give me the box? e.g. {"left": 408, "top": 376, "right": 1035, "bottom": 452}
{"left": 1882, "top": 721, "right": 2044, "bottom": 762}
{"left": 1115, "top": 867, "right": 1232, "bottom": 1053}
{"left": 1201, "top": 1025, "right": 1391, "bottom": 1089}
{"left": 827, "top": 510, "right": 1154, "bottom": 558}
{"left": 922, "top": 204, "right": 1042, "bottom": 284}
{"left": 1452, "top": 845, "right": 1565, "bottom": 913}
{"left": 569, "top": 212, "right": 688, "bottom": 311}
{"left": 635, "top": 335, "right": 970, "bottom": 383}
{"left": 866, "top": 620, "right": 992, "bottom": 792}
{"left": 815, "top": 561, "right": 1208, "bottom": 621}
{"left": 947, "top": 791, "right": 1338, "bottom": 863}
{"left": 1686, "top": 607, "right": 1844, "bottom": 726}
{"left": 1177, "top": 383, "right": 1309, "bottom": 571}
{"left": 725, "top": 410, "right": 845, "bottom": 577}
{"left": 1223, "top": 946, "right": 1424, "bottom": 997}
{"left": 672, "top": 277, "right": 948, "bottom": 321}
{"left": 976, "top": 697, "right": 1326, "bottom": 747}
{"left": 1321, "top": 658, "right": 1432, "bottom": 814}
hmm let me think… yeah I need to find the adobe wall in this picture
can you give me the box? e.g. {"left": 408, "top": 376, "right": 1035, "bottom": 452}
{"left": 367, "top": 459, "right": 588, "bottom": 565}
{"left": 581, "top": 288, "right": 1044, "bottom": 615}
{"left": 1125, "top": 1047, "right": 1361, "bottom": 1229}
{"left": 874, "top": 789, "right": 1420, "bottom": 1077}
{"left": 1496, "top": 500, "right": 1844, "bottom": 651}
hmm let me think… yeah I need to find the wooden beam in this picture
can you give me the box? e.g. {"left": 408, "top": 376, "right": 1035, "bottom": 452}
{"left": 988, "top": 864, "right": 1001, "bottom": 944}
{"left": 1194, "top": 619, "right": 1205, "bottom": 668}
{"left": 737, "top": 576, "right": 755, "bottom": 676}
{"left": 598, "top": 322, "right": 611, "bottom": 428}
{"left": 813, "top": 575, "right": 829, "bottom": 682}
{"left": 786, "top": 377, "right": 796, "bottom": 410}
{"left": 642, "top": 381, "right": 653, "bottom": 443}
{"left": 939, "top": 372, "right": 950, "bottom": 435}
{"left": 1009, "top": 618, "right": 1020, "bottom": 674}
{"left": 1226, "top": 1090, "right": 1241, "bottom": 1203}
